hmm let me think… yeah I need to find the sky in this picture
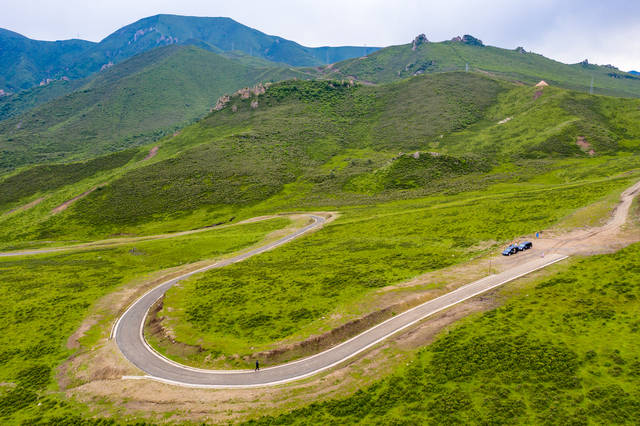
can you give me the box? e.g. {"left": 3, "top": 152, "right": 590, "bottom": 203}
{"left": 3, "top": 0, "right": 639, "bottom": 71}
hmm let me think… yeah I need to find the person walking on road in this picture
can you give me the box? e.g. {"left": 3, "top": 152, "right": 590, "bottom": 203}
{"left": 255, "top": 360, "right": 260, "bottom": 371}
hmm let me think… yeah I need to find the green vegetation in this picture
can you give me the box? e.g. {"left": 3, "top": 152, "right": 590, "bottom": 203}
{"left": 0, "top": 217, "right": 289, "bottom": 423}
{"left": 248, "top": 241, "right": 640, "bottom": 424}
{"left": 0, "top": 45, "right": 312, "bottom": 171}
{"left": 0, "top": 79, "right": 84, "bottom": 122}
{"left": 0, "top": 14, "right": 376, "bottom": 93}
{"left": 0, "top": 149, "right": 136, "bottom": 211}
{"left": 326, "top": 39, "right": 640, "bottom": 97}
{"left": 50, "top": 73, "right": 505, "bottom": 233}
{"left": 156, "top": 174, "right": 635, "bottom": 365}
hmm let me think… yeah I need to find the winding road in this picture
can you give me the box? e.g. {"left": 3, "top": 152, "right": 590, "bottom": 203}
{"left": 112, "top": 179, "right": 639, "bottom": 388}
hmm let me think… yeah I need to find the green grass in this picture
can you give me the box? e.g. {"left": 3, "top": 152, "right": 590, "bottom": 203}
{"left": 247, "top": 240, "right": 640, "bottom": 424}
{"left": 155, "top": 174, "right": 636, "bottom": 366}
{"left": 326, "top": 39, "right": 640, "bottom": 98}
{"left": 0, "top": 217, "right": 289, "bottom": 423}
{"left": 0, "top": 149, "right": 137, "bottom": 211}
{"left": 0, "top": 44, "right": 312, "bottom": 171}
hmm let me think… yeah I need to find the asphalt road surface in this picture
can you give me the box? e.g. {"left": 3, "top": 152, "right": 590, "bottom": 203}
{"left": 113, "top": 214, "right": 569, "bottom": 388}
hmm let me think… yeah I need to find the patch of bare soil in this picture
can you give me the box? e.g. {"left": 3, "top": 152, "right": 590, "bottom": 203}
{"left": 52, "top": 184, "right": 105, "bottom": 214}
{"left": 576, "top": 136, "right": 595, "bottom": 156}
{"left": 5, "top": 197, "right": 44, "bottom": 215}
{"left": 143, "top": 146, "right": 159, "bottom": 160}
{"left": 68, "top": 288, "right": 506, "bottom": 424}
{"left": 67, "top": 183, "right": 640, "bottom": 422}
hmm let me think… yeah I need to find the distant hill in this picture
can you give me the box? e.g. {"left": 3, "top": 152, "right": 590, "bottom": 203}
{"left": 0, "top": 15, "right": 378, "bottom": 92}
{"left": 0, "top": 28, "right": 94, "bottom": 91}
{"left": 0, "top": 44, "right": 311, "bottom": 170}
{"left": 630, "top": 70, "right": 640, "bottom": 76}
{"left": 320, "top": 36, "right": 640, "bottom": 98}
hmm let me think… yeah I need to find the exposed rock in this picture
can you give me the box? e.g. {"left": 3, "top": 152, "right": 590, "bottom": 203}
{"left": 535, "top": 80, "right": 549, "bottom": 87}
{"left": 515, "top": 46, "right": 526, "bottom": 54}
{"left": 231, "top": 105, "right": 238, "bottom": 113}
{"left": 251, "top": 82, "right": 266, "bottom": 96}
{"left": 412, "top": 33, "right": 429, "bottom": 51}
{"left": 451, "top": 36, "right": 462, "bottom": 42}
{"left": 212, "top": 94, "right": 230, "bottom": 111}
{"left": 412, "top": 151, "right": 420, "bottom": 159}
{"left": 100, "top": 62, "right": 114, "bottom": 71}
{"left": 250, "top": 100, "right": 259, "bottom": 109}
{"left": 462, "top": 35, "right": 484, "bottom": 46}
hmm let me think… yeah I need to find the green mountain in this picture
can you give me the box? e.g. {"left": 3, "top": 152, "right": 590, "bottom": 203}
{"left": 0, "top": 28, "right": 94, "bottom": 91}
{"left": 1, "top": 69, "right": 640, "bottom": 425}
{"left": 321, "top": 36, "right": 640, "bottom": 97}
{"left": 0, "top": 15, "right": 378, "bottom": 92}
{"left": 0, "top": 44, "right": 312, "bottom": 171}
{"left": 4, "top": 71, "right": 638, "bottom": 241}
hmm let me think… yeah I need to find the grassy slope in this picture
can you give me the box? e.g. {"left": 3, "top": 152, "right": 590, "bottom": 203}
{"left": 0, "top": 71, "right": 640, "bottom": 422}
{"left": 0, "top": 44, "right": 312, "bottom": 171}
{"left": 157, "top": 174, "right": 636, "bottom": 365}
{"left": 0, "top": 79, "right": 85, "bottom": 122}
{"left": 0, "top": 217, "right": 289, "bottom": 423}
{"left": 325, "top": 40, "right": 640, "bottom": 98}
{"left": 249, "top": 242, "right": 640, "bottom": 425}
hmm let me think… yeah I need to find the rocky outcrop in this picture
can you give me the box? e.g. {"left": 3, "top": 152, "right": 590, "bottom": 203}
{"left": 412, "top": 34, "right": 429, "bottom": 51}
{"left": 212, "top": 94, "right": 230, "bottom": 111}
{"left": 462, "top": 35, "right": 484, "bottom": 46}
{"left": 515, "top": 46, "right": 526, "bottom": 54}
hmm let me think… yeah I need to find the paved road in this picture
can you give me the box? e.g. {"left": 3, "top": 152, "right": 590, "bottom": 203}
{"left": 114, "top": 215, "right": 568, "bottom": 388}
{"left": 109, "top": 178, "right": 639, "bottom": 388}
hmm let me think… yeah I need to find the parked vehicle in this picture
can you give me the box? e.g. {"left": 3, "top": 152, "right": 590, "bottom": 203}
{"left": 502, "top": 244, "right": 518, "bottom": 256}
{"left": 518, "top": 241, "right": 533, "bottom": 251}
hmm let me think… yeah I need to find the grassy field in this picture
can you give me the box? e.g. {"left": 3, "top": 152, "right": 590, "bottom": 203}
{"left": 247, "top": 240, "right": 640, "bottom": 424}
{"left": 153, "top": 172, "right": 638, "bottom": 367}
{"left": 0, "top": 217, "right": 289, "bottom": 423}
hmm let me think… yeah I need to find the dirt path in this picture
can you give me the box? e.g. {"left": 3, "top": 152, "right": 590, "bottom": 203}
{"left": 51, "top": 184, "right": 105, "bottom": 214}
{"left": 4, "top": 197, "right": 44, "bottom": 215}
{"left": 143, "top": 146, "right": 159, "bottom": 161}
{"left": 0, "top": 212, "right": 333, "bottom": 258}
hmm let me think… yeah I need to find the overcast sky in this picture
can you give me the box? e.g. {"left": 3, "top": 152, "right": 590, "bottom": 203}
{"left": 3, "top": 0, "right": 639, "bottom": 70}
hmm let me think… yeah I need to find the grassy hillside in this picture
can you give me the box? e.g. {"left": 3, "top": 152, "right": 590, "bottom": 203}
{"left": 0, "top": 15, "right": 378, "bottom": 93}
{"left": 324, "top": 39, "right": 640, "bottom": 98}
{"left": 0, "top": 68, "right": 639, "bottom": 424}
{"left": 0, "top": 45, "right": 312, "bottom": 171}
{"left": 250, "top": 241, "right": 640, "bottom": 424}
{"left": 0, "top": 79, "right": 84, "bottom": 122}
{"left": 2, "top": 72, "right": 640, "bottom": 246}
{"left": 0, "top": 28, "right": 95, "bottom": 92}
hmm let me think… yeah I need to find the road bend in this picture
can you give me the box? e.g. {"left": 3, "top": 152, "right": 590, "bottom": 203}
{"left": 115, "top": 213, "right": 567, "bottom": 387}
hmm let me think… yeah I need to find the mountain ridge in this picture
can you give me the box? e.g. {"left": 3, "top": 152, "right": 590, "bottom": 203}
{"left": 0, "top": 14, "right": 379, "bottom": 92}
